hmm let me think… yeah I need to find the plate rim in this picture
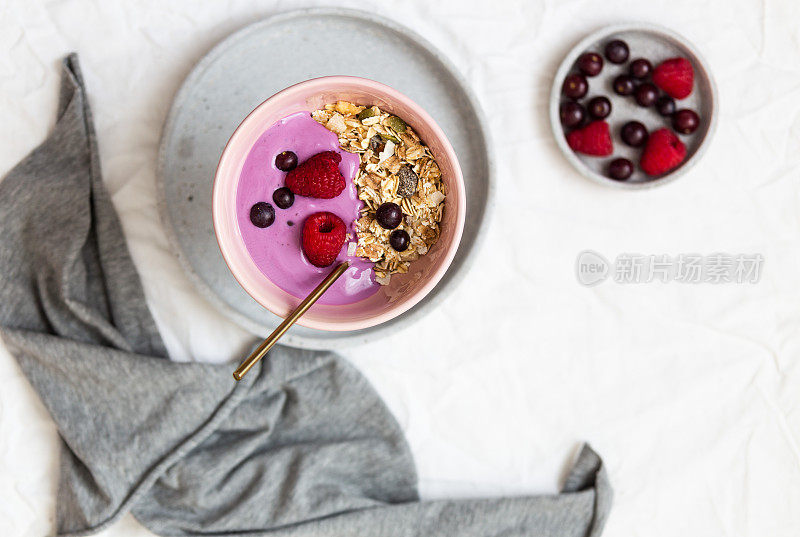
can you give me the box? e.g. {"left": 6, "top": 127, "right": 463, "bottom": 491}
{"left": 156, "top": 7, "right": 495, "bottom": 349}
{"left": 548, "top": 22, "right": 719, "bottom": 190}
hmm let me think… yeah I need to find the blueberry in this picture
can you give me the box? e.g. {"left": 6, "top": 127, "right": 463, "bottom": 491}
{"left": 562, "top": 73, "right": 589, "bottom": 100}
{"left": 389, "top": 229, "right": 410, "bottom": 252}
{"left": 613, "top": 75, "right": 636, "bottom": 96}
{"left": 275, "top": 151, "right": 298, "bottom": 172}
{"left": 621, "top": 121, "right": 648, "bottom": 147}
{"left": 560, "top": 101, "right": 585, "bottom": 128}
{"left": 656, "top": 96, "right": 676, "bottom": 117}
{"left": 249, "top": 202, "right": 275, "bottom": 228}
{"left": 272, "top": 187, "right": 294, "bottom": 209}
{"left": 376, "top": 202, "right": 403, "bottom": 229}
{"left": 577, "top": 52, "right": 603, "bottom": 77}
{"left": 634, "top": 83, "right": 658, "bottom": 107}
{"left": 608, "top": 158, "right": 633, "bottom": 180}
{"left": 629, "top": 58, "right": 652, "bottom": 79}
{"left": 672, "top": 109, "right": 700, "bottom": 134}
{"left": 604, "top": 40, "right": 629, "bottom": 64}
{"left": 587, "top": 96, "right": 612, "bottom": 120}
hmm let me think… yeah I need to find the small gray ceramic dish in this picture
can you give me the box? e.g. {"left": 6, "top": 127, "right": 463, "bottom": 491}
{"left": 157, "top": 8, "right": 494, "bottom": 349}
{"left": 550, "top": 23, "right": 718, "bottom": 189}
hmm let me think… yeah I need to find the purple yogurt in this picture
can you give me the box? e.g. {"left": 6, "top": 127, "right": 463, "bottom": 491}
{"left": 235, "top": 112, "right": 378, "bottom": 305}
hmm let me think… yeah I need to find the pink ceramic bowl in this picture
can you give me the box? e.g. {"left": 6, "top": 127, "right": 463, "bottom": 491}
{"left": 212, "top": 76, "right": 466, "bottom": 331}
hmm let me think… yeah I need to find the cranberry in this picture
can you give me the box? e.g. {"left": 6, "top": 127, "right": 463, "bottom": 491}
{"left": 587, "top": 96, "right": 611, "bottom": 120}
{"left": 621, "top": 121, "right": 648, "bottom": 147}
{"left": 604, "top": 40, "right": 629, "bottom": 64}
{"left": 672, "top": 109, "right": 700, "bottom": 134}
{"left": 608, "top": 158, "right": 633, "bottom": 180}
{"left": 562, "top": 73, "right": 588, "bottom": 100}
{"left": 656, "top": 96, "right": 676, "bottom": 117}
{"left": 629, "top": 58, "right": 652, "bottom": 79}
{"left": 613, "top": 75, "right": 636, "bottom": 96}
{"left": 577, "top": 52, "right": 604, "bottom": 77}
{"left": 634, "top": 83, "right": 658, "bottom": 107}
{"left": 560, "top": 101, "right": 586, "bottom": 128}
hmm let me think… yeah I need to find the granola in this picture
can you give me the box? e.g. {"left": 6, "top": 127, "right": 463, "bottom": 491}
{"left": 313, "top": 101, "right": 446, "bottom": 285}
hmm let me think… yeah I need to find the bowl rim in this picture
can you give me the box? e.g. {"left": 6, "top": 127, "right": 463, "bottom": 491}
{"left": 549, "top": 22, "right": 719, "bottom": 190}
{"left": 212, "top": 75, "right": 466, "bottom": 331}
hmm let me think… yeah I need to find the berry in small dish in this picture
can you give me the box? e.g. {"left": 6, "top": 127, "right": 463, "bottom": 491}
{"left": 550, "top": 23, "right": 717, "bottom": 188}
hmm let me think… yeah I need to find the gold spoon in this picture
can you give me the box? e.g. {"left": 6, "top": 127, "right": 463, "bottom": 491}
{"left": 233, "top": 261, "right": 349, "bottom": 381}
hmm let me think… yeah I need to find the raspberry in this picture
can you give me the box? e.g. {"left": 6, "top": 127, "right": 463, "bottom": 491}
{"left": 566, "top": 120, "right": 613, "bottom": 157}
{"left": 653, "top": 58, "right": 694, "bottom": 100}
{"left": 640, "top": 128, "right": 686, "bottom": 176}
{"left": 285, "top": 151, "right": 345, "bottom": 199}
{"left": 301, "top": 212, "right": 346, "bottom": 267}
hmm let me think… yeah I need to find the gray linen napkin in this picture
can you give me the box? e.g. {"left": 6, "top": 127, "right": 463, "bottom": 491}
{"left": 0, "top": 54, "right": 612, "bottom": 537}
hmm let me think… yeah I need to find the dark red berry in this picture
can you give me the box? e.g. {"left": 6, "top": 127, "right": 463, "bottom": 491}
{"left": 249, "top": 202, "right": 275, "bottom": 228}
{"left": 629, "top": 58, "right": 652, "bottom": 79}
{"left": 560, "top": 101, "right": 586, "bottom": 128}
{"left": 604, "top": 40, "right": 629, "bottom": 64}
{"left": 376, "top": 202, "right": 403, "bottom": 229}
{"left": 613, "top": 75, "right": 636, "bottom": 96}
{"left": 272, "top": 187, "right": 294, "bottom": 209}
{"left": 656, "top": 96, "right": 676, "bottom": 117}
{"left": 389, "top": 229, "right": 410, "bottom": 252}
{"left": 577, "top": 52, "right": 603, "bottom": 77}
{"left": 672, "top": 109, "right": 700, "bottom": 134}
{"left": 275, "top": 151, "right": 298, "bottom": 172}
{"left": 562, "top": 73, "right": 588, "bottom": 100}
{"left": 587, "top": 96, "right": 611, "bottom": 120}
{"left": 621, "top": 121, "right": 648, "bottom": 147}
{"left": 608, "top": 158, "right": 634, "bottom": 180}
{"left": 634, "top": 83, "right": 658, "bottom": 107}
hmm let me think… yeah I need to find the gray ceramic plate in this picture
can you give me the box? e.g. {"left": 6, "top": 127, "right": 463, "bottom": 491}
{"left": 550, "top": 23, "right": 718, "bottom": 189}
{"left": 157, "top": 8, "right": 493, "bottom": 349}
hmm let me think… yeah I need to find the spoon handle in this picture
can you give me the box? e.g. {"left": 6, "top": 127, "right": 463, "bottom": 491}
{"left": 233, "top": 261, "right": 349, "bottom": 381}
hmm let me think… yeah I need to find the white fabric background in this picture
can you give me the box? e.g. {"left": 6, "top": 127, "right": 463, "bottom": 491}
{"left": 2, "top": 0, "right": 799, "bottom": 536}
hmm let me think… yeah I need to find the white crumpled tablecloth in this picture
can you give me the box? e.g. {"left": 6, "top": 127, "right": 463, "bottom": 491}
{"left": 2, "top": 1, "right": 799, "bottom": 536}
